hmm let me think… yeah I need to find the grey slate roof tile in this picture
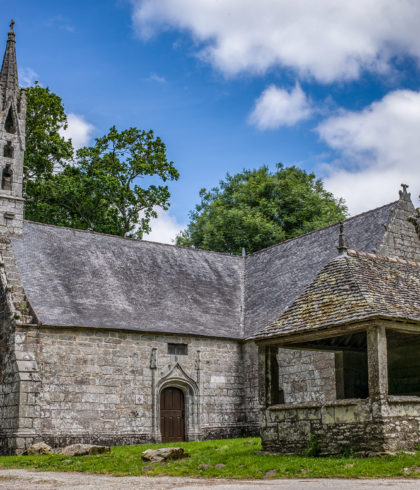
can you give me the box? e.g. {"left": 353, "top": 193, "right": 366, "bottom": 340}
{"left": 9, "top": 201, "right": 397, "bottom": 339}
{"left": 11, "top": 222, "right": 244, "bottom": 338}
{"left": 243, "top": 202, "right": 397, "bottom": 336}
{"left": 253, "top": 250, "right": 420, "bottom": 340}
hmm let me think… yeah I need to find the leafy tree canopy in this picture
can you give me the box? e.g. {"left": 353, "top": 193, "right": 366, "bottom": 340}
{"left": 176, "top": 164, "right": 347, "bottom": 255}
{"left": 24, "top": 82, "right": 74, "bottom": 181}
{"left": 24, "top": 86, "right": 179, "bottom": 239}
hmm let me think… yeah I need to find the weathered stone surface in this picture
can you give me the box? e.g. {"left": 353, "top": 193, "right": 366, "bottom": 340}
{"left": 23, "top": 442, "right": 52, "bottom": 455}
{"left": 59, "top": 444, "right": 110, "bottom": 456}
{"left": 141, "top": 447, "right": 187, "bottom": 462}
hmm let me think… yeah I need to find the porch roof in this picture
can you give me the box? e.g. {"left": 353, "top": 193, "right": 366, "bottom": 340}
{"left": 252, "top": 250, "right": 420, "bottom": 341}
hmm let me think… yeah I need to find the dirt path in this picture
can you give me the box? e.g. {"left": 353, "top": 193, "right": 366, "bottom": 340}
{"left": 0, "top": 469, "right": 419, "bottom": 489}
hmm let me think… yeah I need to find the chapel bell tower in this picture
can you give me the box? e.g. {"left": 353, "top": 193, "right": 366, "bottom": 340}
{"left": 0, "top": 20, "right": 25, "bottom": 236}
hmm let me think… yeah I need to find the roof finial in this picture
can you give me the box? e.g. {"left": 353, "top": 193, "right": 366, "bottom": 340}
{"left": 8, "top": 20, "right": 15, "bottom": 39}
{"left": 1, "top": 19, "right": 18, "bottom": 92}
{"left": 337, "top": 221, "right": 348, "bottom": 256}
{"left": 399, "top": 183, "right": 411, "bottom": 202}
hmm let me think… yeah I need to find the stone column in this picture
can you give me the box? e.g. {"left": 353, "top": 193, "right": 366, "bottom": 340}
{"left": 367, "top": 325, "right": 388, "bottom": 402}
{"left": 335, "top": 352, "right": 345, "bottom": 400}
{"left": 258, "top": 344, "right": 280, "bottom": 407}
{"left": 257, "top": 345, "right": 267, "bottom": 408}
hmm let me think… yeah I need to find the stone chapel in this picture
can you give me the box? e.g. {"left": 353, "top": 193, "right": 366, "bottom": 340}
{"left": 1, "top": 23, "right": 420, "bottom": 455}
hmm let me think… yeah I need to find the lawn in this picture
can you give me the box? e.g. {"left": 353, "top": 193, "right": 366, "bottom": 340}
{"left": 0, "top": 437, "right": 420, "bottom": 479}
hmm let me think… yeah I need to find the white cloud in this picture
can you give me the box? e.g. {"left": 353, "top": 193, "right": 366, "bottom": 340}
{"left": 142, "top": 209, "right": 185, "bottom": 244}
{"left": 19, "top": 67, "right": 38, "bottom": 87}
{"left": 131, "top": 0, "right": 420, "bottom": 82}
{"left": 147, "top": 73, "right": 166, "bottom": 83}
{"left": 60, "top": 113, "right": 95, "bottom": 149}
{"left": 317, "top": 90, "right": 420, "bottom": 214}
{"left": 249, "top": 84, "right": 312, "bottom": 129}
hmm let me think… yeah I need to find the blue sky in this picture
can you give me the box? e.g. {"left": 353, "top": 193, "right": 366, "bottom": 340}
{"left": 2, "top": 1, "right": 420, "bottom": 242}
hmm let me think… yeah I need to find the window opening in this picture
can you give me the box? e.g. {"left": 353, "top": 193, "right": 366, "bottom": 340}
{"left": 168, "top": 343, "right": 188, "bottom": 355}
{"left": 3, "top": 141, "right": 13, "bottom": 158}
{"left": 4, "top": 107, "right": 16, "bottom": 134}
{"left": 2, "top": 164, "right": 13, "bottom": 191}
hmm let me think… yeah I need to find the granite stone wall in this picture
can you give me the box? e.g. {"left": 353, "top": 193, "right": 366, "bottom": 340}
{"left": 277, "top": 349, "right": 336, "bottom": 404}
{"left": 7, "top": 326, "right": 258, "bottom": 450}
{"left": 378, "top": 192, "right": 420, "bottom": 262}
{"left": 261, "top": 399, "right": 378, "bottom": 455}
{"left": 0, "top": 237, "right": 40, "bottom": 455}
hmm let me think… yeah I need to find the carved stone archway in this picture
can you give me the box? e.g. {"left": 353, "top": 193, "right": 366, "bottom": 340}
{"left": 152, "top": 363, "right": 201, "bottom": 442}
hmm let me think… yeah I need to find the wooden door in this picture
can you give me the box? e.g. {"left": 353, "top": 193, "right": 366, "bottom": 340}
{"left": 160, "top": 387, "right": 185, "bottom": 442}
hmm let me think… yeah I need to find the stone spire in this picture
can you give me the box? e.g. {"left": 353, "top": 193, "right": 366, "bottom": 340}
{"left": 0, "top": 20, "right": 18, "bottom": 95}
{"left": 0, "top": 20, "right": 26, "bottom": 237}
{"left": 337, "top": 221, "right": 348, "bottom": 256}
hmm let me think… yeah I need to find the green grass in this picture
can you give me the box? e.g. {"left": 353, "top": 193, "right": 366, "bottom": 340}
{"left": 1, "top": 438, "right": 420, "bottom": 479}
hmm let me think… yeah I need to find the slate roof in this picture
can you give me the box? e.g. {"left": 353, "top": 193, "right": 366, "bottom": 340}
{"left": 253, "top": 250, "right": 420, "bottom": 341}
{"left": 11, "top": 222, "right": 245, "bottom": 338}
{"left": 9, "top": 201, "right": 397, "bottom": 339}
{"left": 243, "top": 201, "right": 397, "bottom": 336}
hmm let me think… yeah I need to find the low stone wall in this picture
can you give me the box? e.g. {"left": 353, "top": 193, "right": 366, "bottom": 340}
{"left": 261, "top": 399, "right": 382, "bottom": 455}
{"left": 382, "top": 397, "right": 420, "bottom": 452}
{"left": 261, "top": 396, "right": 420, "bottom": 454}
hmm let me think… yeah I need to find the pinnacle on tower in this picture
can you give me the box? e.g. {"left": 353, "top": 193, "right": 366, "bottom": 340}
{"left": 0, "top": 20, "right": 18, "bottom": 94}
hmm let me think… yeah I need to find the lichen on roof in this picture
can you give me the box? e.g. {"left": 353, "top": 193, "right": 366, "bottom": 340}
{"left": 253, "top": 249, "right": 420, "bottom": 340}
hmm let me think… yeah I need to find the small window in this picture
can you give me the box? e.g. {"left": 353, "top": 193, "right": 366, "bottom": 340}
{"left": 5, "top": 107, "right": 16, "bottom": 134}
{"left": 3, "top": 141, "right": 13, "bottom": 158}
{"left": 2, "top": 164, "right": 12, "bottom": 191}
{"left": 168, "top": 343, "right": 188, "bottom": 355}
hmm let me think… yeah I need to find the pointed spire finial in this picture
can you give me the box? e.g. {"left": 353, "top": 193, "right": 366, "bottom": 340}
{"left": 337, "top": 221, "right": 348, "bottom": 256}
{"left": 8, "top": 20, "right": 15, "bottom": 40}
{"left": 1, "top": 20, "right": 18, "bottom": 93}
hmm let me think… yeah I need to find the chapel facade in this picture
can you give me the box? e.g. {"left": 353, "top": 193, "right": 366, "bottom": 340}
{"left": 1, "top": 23, "right": 420, "bottom": 456}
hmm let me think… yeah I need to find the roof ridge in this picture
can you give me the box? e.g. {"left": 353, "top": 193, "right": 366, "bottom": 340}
{"left": 23, "top": 199, "right": 398, "bottom": 261}
{"left": 247, "top": 200, "right": 398, "bottom": 257}
{"left": 22, "top": 220, "right": 244, "bottom": 260}
{"left": 347, "top": 249, "right": 420, "bottom": 267}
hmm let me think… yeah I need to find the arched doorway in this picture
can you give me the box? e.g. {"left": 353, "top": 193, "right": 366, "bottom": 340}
{"left": 160, "top": 387, "right": 185, "bottom": 442}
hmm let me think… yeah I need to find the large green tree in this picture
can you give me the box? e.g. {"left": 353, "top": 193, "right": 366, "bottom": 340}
{"left": 24, "top": 86, "right": 179, "bottom": 238}
{"left": 24, "top": 82, "right": 74, "bottom": 180}
{"left": 176, "top": 164, "right": 347, "bottom": 254}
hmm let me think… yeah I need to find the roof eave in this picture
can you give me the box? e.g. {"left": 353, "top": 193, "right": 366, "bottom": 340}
{"left": 251, "top": 315, "right": 420, "bottom": 345}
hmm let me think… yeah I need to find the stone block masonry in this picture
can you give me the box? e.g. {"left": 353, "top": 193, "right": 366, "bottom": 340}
{"left": 5, "top": 326, "right": 262, "bottom": 451}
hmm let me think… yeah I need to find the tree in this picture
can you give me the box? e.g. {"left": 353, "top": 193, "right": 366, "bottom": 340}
{"left": 23, "top": 85, "right": 179, "bottom": 238}
{"left": 176, "top": 164, "right": 347, "bottom": 254}
{"left": 24, "top": 82, "right": 74, "bottom": 181}
{"left": 25, "top": 126, "right": 179, "bottom": 238}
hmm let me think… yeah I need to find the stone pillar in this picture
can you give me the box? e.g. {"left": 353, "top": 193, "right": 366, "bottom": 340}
{"left": 257, "top": 345, "right": 267, "bottom": 408}
{"left": 258, "top": 344, "right": 280, "bottom": 407}
{"left": 335, "top": 352, "right": 345, "bottom": 400}
{"left": 367, "top": 325, "right": 388, "bottom": 402}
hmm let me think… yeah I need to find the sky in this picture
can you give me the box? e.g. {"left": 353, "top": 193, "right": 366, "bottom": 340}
{"left": 2, "top": 0, "right": 420, "bottom": 243}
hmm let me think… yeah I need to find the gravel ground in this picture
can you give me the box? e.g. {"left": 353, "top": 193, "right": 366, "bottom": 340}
{"left": 0, "top": 469, "right": 419, "bottom": 490}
